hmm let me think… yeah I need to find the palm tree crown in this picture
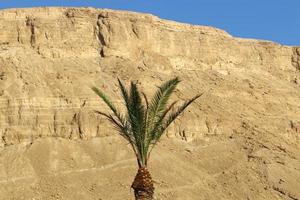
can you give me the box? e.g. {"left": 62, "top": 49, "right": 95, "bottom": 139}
{"left": 92, "top": 77, "right": 201, "bottom": 167}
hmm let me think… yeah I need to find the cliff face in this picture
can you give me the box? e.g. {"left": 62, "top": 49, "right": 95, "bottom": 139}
{"left": 0, "top": 7, "right": 300, "bottom": 200}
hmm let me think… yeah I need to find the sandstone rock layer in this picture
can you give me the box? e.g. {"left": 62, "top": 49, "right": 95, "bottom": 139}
{"left": 0, "top": 7, "right": 299, "bottom": 200}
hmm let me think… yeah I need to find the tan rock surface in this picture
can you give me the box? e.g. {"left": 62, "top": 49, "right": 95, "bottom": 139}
{"left": 0, "top": 7, "right": 299, "bottom": 200}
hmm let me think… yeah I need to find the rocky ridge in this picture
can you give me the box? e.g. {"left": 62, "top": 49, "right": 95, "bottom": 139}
{"left": 0, "top": 7, "right": 299, "bottom": 200}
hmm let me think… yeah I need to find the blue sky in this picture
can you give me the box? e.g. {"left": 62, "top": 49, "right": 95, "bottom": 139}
{"left": 0, "top": 0, "right": 299, "bottom": 46}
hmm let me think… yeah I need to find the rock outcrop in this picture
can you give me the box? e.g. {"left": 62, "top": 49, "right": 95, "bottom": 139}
{"left": 0, "top": 7, "right": 299, "bottom": 200}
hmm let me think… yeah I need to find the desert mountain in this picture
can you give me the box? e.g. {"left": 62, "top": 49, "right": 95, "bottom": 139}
{"left": 0, "top": 7, "right": 299, "bottom": 200}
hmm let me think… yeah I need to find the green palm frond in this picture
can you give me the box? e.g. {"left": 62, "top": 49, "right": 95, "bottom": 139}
{"left": 148, "top": 77, "right": 180, "bottom": 123}
{"left": 146, "top": 100, "right": 178, "bottom": 147}
{"left": 128, "top": 82, "right": 147, "bottom": 165}
{"left": 92, "top": 87, "right": 118, "bottom": 115}
{"left": 129, "top": 82, "right": 145, "bottom": 132}
{"left": 91, "top": 86, "right": 138, "bottom": 152}
{"left": 161, "top": 93, "right": 203, "bottom": 136}
{"left": 92, "top": 78, "right": 201, "bottom": 167}
{"left": 117, "top": 78, "right": 131, "bottom": 110}
{"left": 146, "top": 94, "right": 202, "bottom": 159}
{"left": 146, "top": 78, "right": 180, "bottom": 146}
{"left": 94, "top": 110, "right": 131, "bottom": 141}
{"left": 91, "top": 87, "right": 128, "bottom": 127}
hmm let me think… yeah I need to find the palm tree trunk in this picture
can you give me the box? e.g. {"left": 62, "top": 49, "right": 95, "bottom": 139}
{"left": 131, "top": 167, "right": 154, "bottom": 200}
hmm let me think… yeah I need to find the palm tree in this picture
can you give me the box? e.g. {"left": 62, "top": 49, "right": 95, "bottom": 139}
{"left": 92, "top": 77, "right": 201, "bottom": 200}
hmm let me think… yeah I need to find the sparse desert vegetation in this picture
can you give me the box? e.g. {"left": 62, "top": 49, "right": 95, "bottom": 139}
{"left": 0, "top": 7, "right": 299, "bottom": 200}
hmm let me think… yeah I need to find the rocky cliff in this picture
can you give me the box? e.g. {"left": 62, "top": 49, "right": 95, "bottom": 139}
{"left": 0, "top": 7, "right": 299, "bottom": 200}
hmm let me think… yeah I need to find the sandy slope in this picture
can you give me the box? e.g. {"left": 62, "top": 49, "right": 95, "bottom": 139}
{"left": 0, "top": 7, "right": 299, "bottom": 200}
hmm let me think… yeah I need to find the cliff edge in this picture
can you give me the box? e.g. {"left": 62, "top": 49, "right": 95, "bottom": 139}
{"left": 0, "top": 7, "right": 299, "bottom": 200}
